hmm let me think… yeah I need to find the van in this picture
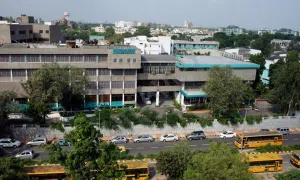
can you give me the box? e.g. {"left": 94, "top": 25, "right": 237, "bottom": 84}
{"left": 277, "top": 128, "right": 290, "bottom": 135}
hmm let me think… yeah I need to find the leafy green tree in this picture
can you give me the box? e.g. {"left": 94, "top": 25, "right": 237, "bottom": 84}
{"left": 0, "top": 157, "right": 29, "bottom": 180}
{"left": 134, "top": 26, "right": 151, "bottom": 37}
{"left": 139, "top": 108, "right": 160, "bottom": 126}
{"left": 275, "top": 169, "right": 300, "bottom": 180}
{"left": 271, "top": 61, "right": 300, "bottom": 115}
{"left": 105, "top": 27, "right": 115, "bottom": 39}
{"left": 22, "top": 63, "right": 88, "bottom": 115}
{"left": 249, "top": 53, "right": 266, "bottom": 93}
{"left": 0, "top": 91, "right": 18, "bottom": 133}
{"left": 46, "top": 143, "right": 68, "bottom": 165}
{"left": 94, "top": 109, "right": 119, "bottom": 130}
{"left": 286, "top": 50, "right": 299, "bottom": 63}
{"left": 213, "top": 32, "right": 234, "bottom": 48}
{"left": 184, "top": 142, "right": 256, "bottom": 180}
{"left": 203, "top": 66, "right": 253, "bottom": 118}
{"left": 251, "top": 33, "right": 273, "bottom": 56}
{"left": 234, "top": 34, "right": 251, "bottom": 48}
{"left": 269, "top": 58, "right": 285, "bottom": 88}
{"left": 288, "top": 40, "right": 300, "bottom": 52}
{"left": 156, "top": 142, "right": 192, "bottom": 180}
{"left": 48, "top": 115, "right": 124, "bottom": 179}
{"left": 23, "top": 102, "right": 50, "bottom": 124}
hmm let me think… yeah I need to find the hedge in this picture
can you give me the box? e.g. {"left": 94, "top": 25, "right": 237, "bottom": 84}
{"left": 255, "top": 144, "right": 300, "bottom": 153}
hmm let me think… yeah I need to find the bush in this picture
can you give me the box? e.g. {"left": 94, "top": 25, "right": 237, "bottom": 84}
{"left": 145, "top": 154, "right": 159, "bottom": 160}
{"left": 187, "top": 104, "right": 208, "bottom": 111}
{"left": 173, "top": 99, "right": 182, "bottom": 111}
{"left": 49, "top": 122, "right": 65, "bottom": 132}
{"left": 135, "top": 153, "right": 145, "bottom": 160}
{"left": 255, "top": 144, "right": 300, "bottom": 153}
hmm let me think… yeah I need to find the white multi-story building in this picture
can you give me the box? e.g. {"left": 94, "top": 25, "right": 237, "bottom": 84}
{"left": 225, "top": 48, "right": 261, "bottom": 58}
{"left": 184, "top": 21, "right": 193, "bottom": 29}
{"left": 218, "top": 25, "right": 245, "bottom": 36}
{"left": 124, "top": 36, "right": 172, "bottom": 55}
{"left": 92, "top": 25, "right": 105, "bottom": 33}
{"left": 115, "top": 21, "right": 136, "bottom": 28}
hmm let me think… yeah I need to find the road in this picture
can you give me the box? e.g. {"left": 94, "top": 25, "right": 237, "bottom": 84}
{"left": 2, "top": 134, "right": 300, "bottom": 160}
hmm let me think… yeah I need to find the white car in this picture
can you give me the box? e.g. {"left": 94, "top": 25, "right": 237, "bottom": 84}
{"left": 0, "top": 138, "right": 21, "bottom": 148}
{"left": 15, "top": 150, "right": 35, "bottom": 159}
{"left": 160, "top": 134, "right": 179, "bottom": 142}
{"left": 219, "top": 131, "right": 236, "bottom": 138}
{"left": 26, "top": 137, "right": 47, "bottom": 147}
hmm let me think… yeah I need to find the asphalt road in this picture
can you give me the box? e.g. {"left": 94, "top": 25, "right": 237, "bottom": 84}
{"left": 2, "top": 134, "right": 300, "bottom": 160}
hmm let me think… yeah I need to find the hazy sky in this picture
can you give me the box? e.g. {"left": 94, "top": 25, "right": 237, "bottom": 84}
{"left": 1, "top": 0, "right": 299, "bottom": 30}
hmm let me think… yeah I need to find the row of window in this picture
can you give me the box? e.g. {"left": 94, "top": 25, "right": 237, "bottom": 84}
{"left": 87, "top": 81, "right": 136, "bottom": 89}
{"left": 140, "top": 63, "right": 175, "bottom": 74}
{"left": 10, "top": 30, "right": 49, "bottom": 35}
{"left": 0, "top": 69, "right": 136, "bottom": 77}
{"left": 0, "top": 55, "right": 108, "bottom": 63}
{"left": 113, "top": 58, "right": 137, "bottom": 63}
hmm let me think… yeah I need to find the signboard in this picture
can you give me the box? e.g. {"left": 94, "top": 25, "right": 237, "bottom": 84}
{"left": 113, "top": 49, "right": 136, "bottom": 54}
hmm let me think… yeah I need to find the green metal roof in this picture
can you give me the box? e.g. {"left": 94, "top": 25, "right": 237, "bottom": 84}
{"left": 176, "top": 62, "right": 260, "bottom": 69}
{"left": 180, "top": 89, "right": 208, "bottom": 98}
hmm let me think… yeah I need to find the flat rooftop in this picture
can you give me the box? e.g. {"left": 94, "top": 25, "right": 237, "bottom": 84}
{"left": 176, "top": 55, "right": 260, "bottom": 69}
{"left": 174, "top": 40, "right": 219, "bottom": 45}
{"left": 240, "top": 131, "right": 282, "bottom": 137}
{"left": 247, "top": 153, "right": 282, "bottom": 162}
{"left": 142, "top": 55, "right": 177, "bottom": 63}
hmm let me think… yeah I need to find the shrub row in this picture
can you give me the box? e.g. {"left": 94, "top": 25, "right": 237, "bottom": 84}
{"left": 255, "top": 144, "right": 300, "bottom": 153}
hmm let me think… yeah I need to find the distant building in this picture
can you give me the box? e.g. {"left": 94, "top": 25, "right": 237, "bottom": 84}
{"left": 115, "top": 21, "right": 135, "bottom": 28}
{"left": 191, "top": 35, "right": 213, "bottom": 42}
{"left": 184, "top": 21, "right": 193, "bottom": 29}
{"left": 172, "top": 40, "right": 219, "bottom": 55}
{"left": 224, "top": 48, "right": 261, "bottom": 59}
{"left": 218, "top": 25, "right": 245, "bottom": 36}
{"left": 262, "top": 51, "right": 287, "bottom": 84}
{"left": 0, "top": 23, "right": 61, "bottom": 44}
{"left": 124, "top": 36, "right": 172, "bottom": 55}
{"left": 17, "top": 14, "right": 34, "bottom": 24}
{"left": 271, "top": 39, "right": 291, "bottom": 49}
{"left": 92, "top": 25, "right": 105, "bottom": 33}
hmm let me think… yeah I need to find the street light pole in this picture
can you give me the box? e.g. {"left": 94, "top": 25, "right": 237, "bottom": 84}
{"left": 241, "top": 103, "right": 248, "bottom": 150}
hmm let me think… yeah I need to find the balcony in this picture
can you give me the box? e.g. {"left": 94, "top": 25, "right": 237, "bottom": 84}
{"left": 137, "top": 85, "right": 181, "bottom": 92}
{"left": 137, "top": 73, "right": 176, "bottom": 80}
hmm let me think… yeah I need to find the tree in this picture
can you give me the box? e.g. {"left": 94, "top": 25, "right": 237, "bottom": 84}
{"left": 105, "top": 27, "right": 115, "bottom": 39}
{"left": 184, "top": 142, "right": 256, "bottom": 180}
{"left": 0, "top": 91, "right": 18, "bottom": 134}
{"left": 203, "top": 66, "right": 253, "bottom": 118}
{"left": 134, "top": 26, "right": 151, "bottom": 37}
{"left": 48, "top": 114, "right": 124, "bottom": 179}
{"left": 270, "top": 61, "right": 300, "bottom": 115}
{"left": 0, "top": 157, "right": 29, "bottom": 180}
{"left": 22, "top": 63, "right": 88, "bottom": 118}
{"left": 213, "top": 32, "right": 234, "bottom": 48}
{"left": 156, "top": 142, "right": 192, "bottom": 180}
{"left": 275, "top": 169, "right": 300, "bottom": 180}
{"left": 234, "top": 34, "right": 251, "bottom": 48}
{"left": 269, "top": 58, "right": 285, "bottom": 88}
{"left": 251, "top": 33, "right": 273, "bottom": 56}
{"left": 286, "top": 50, "right": 299, "bottom": 63}
{"left": 249, "top": 53, "right": 266, "bottom": 93}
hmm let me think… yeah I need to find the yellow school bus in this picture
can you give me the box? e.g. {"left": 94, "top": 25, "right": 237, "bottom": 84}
{"left": 118, "top": 146, "right": 127, "bottom": 153}
{"left": 118, "top": 160, "right": 149, "bottom": 180}
{"left": 247, "top": 153, "right": 283, "bottom": 173}
{"left": 290, "top": 150, "right": 300, "bottom": 167}
{"left": 24, "top": 160, "right": 149, "bottom": 180}
{"left": 234, "top": 131, "right": 283, "bottom": 149}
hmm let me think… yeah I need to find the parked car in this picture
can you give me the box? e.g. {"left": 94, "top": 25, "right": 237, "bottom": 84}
{"left": 15, "top": 150, "right": 35, "bottom": 159}
{"left": 186, "top": 131, "right": 206, "bottom": 141}
{"left": 57, "top": 139, "right": 71, "bottom": 146}
{"left": 277, "top": 128, "right": 290, "bottom": 135}
{"left": 111, "top": 136, "right": 129, "bottom": 144}
{"left": 133, "top": 135, "right": 155, "bottom": 143}
{"left": 219, "top": 131, "right": 236, "bottom": 138}
{"left": 160, "top": 134, "right": 179, "bottom": 142}
{"left": 26, "top": 137, "right": 47, "bottom": 147}
{"left": 0, "top": 138, "right": 21, "bottom": 148}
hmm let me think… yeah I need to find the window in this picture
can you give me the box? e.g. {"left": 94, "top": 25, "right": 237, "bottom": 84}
{"left": 98, "top": 69, "right": 110, "bottom": 75}
{"left": 0, "top": 55, "right": 9, "bottom": 62}
{"left": 133, "top": 58, "right": 137, "bottom": 63}
{"left": 12, "top": 69, "right": 26, "bottom": 77}
{"left": 29, "top": 30, "right": 32, "bottom": 34}
{"left": 87, "top": 82, "right": 97, "bottom": 89}
{"left": 85, "top": 69, "right": 97, "bottom": 76}
{"left": 45, "top": 30, "right": 49, "bottom": 34}
{"left": 124, "top": 69, "right": 136, "bottom": 75}
{"left": 85, "top": 55, "right": 97, "bottom": 62}
{"left": 99, "top": 55, "right": 108, "bottom": 62}
{"left": 39, "top": 30, "right": 43, "bottom": 33}
{"left": 119, "top": 58, "right": 123, "bottom": 63}
{"left": 27, "top": 69, "right": 36, "bottom": 77}
{"left": 113, "top": 58, "right": 117, "bottom": 63}
{"left": 56, "top": 55, "right": 69, "bottom": 62}
{"left": 70, "top": 55, "right": 83, "bottom": 62}
{"left": 0, "top": 70, "right": 11, "bottom": 77}
{"left": 127, "top": 58, "right": 131, "bottom": 63}
{"left": 111, "top": 81, "right": 123, "bottom": 89}
{"left": 99, "top": 81, "right": 110, "bottom": 89}
{"left": 111, "top": 94, "right": 122, "bottom": 101}
{"left": 27, "top": 55, "right": 40, "bottom": 62}
{"left": 112, "top": 70, "right": 123, "bottom": 76}
{"left": 124, "top": 81, "right": 135, "bottom": 88}
{"left": 41, "top": 55, "right": 54, "bottom": 63}
{"left": 19, "top": 30, "right": 26, "bottom": 35}
{"left": 10, "top": 31, "right": 15, "bottom": 35}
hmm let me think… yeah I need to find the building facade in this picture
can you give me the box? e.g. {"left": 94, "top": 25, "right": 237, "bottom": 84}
{"left": 218, "top": 26, "right": 245, "bottom": 36}
{"left": 184, "top": 21, "right": 193, "bottom": 29}
{"left": 0, "top": 44, "right": 259, "bottom": 111}
{"left": 271, "top": 39, "right": 291, "bottom": 50}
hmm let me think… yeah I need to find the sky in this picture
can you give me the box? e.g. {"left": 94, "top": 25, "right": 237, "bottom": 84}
{"left": 1, "top": 0, "right": 299, "bottom": 30}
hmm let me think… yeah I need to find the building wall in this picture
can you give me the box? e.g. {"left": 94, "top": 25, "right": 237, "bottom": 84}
{"left": 10, "top": 25, "right": 33, "bottom": 43}
{"left": 0, "top": 25, "right": 11, "bottom": 44}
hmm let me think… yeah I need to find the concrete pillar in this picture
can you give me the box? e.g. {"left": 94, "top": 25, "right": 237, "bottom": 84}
{"left": 56, "top": 102, "right": 59, "bottom": 111}
{"left": 181, "top": 94, "right": 184, "bottom": 106}
{"left": 96, "top": 69, "right": 99, "bottom": 107}
{"left": 25, "top": 69, "right": 28, "bottom": 81}
{"left": 122, "top": 94, "right": 125, "bottom": 106}
{"left": 156, "top": 91, "right": 160, "bottom": 107}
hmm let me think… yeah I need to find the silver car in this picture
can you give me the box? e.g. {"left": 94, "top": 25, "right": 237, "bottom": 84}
{"left": 111, "top": 136, "right": 129, "bottom": 144}
{"left": 26, "top": 137, "right": 47, "bottom": 147}
{"left": 133, "top": 135, "right": 155, "bottom": 143}
{"left": 15, "top": 150, "right": 35, "bottom": 159}
{"left": 0, "top": 138, "right": 21, "bottom": 148}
